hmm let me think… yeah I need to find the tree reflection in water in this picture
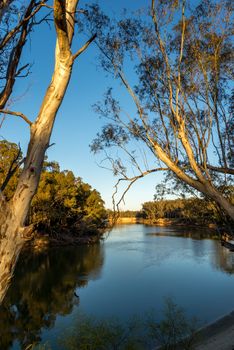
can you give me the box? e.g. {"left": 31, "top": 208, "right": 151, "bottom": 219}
{"left": 146, "top": 228, "right": 234, "bottom": 275}
{"left": 212, "top": 244, "right": 234, "bottom": 275}
{"left": 0, "top": 244, "right": 104, "bottom": 349}
{"left": 0, "top": 227, "right": 234, "bottom": 349}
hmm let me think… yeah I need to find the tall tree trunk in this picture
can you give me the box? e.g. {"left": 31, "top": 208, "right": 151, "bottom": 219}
{"left": 0, "top": 0, "right": 85, "bottom": 303}
{"left": 0, "top": 201, "right": 28, "bottom": 302}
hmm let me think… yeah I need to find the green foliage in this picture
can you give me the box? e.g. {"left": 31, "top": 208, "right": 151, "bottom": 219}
{"left": 141, "top": 197, "right": 220, "bottom": 224}
{"left": 55, "top": 300, "right": 198, "bottom": 350}
{"left": 0, "top": 140, "right": 22, "bottom": 199}
{"left": 107, "top": 210, "right": 139, "bottom": 218}
{"left": 30, "top": 164, "right": 107, "bottom": 235}
{"left": 62, "top": 315, "right": 143, "bottom": 350}
{"left": 147, "top": 299, "right": 198, "bottom": 350}
{"left": 0, "top": 245, "right": 104, "bottom": 349}
{"left": 0, "top": 141, "right": 107, "bottom": 236}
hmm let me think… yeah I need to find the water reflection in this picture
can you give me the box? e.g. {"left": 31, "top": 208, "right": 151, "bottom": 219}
{"left": 0, "top": 244, "right": 104, "bottom": 349}
{"left": 145, "top": 226, "right": 218, "bottom": 239}
{"left": 0, "top": 225, "right": 234, "bottom": 350}
{"left": 212, "top": 244, "right": 234, "bottom": 274}
{"left": 146, "top": 227, "right": 234, "bottom": 274}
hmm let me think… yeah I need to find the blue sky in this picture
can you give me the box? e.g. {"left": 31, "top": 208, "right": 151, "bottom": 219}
{"left": 1, "top": 0, "right": 165, "bottom": 210}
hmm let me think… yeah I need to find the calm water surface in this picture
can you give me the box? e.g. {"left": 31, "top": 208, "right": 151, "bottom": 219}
{"left": 1, "top": 224, "right": 234, "bottom": 349}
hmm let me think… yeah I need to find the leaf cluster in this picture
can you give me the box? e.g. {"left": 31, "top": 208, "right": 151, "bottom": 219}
{"left": 0, "top": 140, "right": 108, "bottom": 235}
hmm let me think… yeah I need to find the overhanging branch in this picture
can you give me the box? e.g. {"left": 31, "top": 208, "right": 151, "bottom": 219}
{"left": 113, "top": 167, "right": 169, "bottom": 211}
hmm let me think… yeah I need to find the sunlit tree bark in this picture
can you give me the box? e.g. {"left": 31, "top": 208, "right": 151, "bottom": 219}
{"left": 0, "top": 0, "right": 95, "bottom": 303}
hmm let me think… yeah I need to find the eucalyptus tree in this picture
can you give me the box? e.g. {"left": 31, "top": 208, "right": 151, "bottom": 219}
{"left": 88, "top": 0, "right": 234, "bottom": 219}
{"left": 0, "top": 0, "right": 96, "bottom": 302}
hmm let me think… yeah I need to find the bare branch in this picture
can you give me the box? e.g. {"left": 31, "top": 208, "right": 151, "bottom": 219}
{"left": 206, "top": 165, "right": 234, "bottom": 175}
{"left": 73, "top": 34, "right": 97, "bottom": 60}
{"left": 15, "top": 63, "right": 31, "bottom": 78}
{"left": 0, "top": 1, "right": 47, "bottom": 50}
{"left": 0, "top": 1, "right": 43, "bottom": 109}
{"left": 0, "top": 109, "right": 32, "bottom": 126}
{"left": 113, "top": 167, "right": 169, "bottom": 211}
{"left": 41, "top": 3, "right": 54, "bottom": 9}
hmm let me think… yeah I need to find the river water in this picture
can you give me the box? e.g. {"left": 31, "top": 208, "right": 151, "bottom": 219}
{"left": 1, "top": 224, "right": 234, "bottom": 349}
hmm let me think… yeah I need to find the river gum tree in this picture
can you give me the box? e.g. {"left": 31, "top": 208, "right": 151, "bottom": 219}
{"left": 0, "top": 0, "right": 96, "bottom": 302}
{"left": 87, "top": 0, "right": 234, "bottom": 220}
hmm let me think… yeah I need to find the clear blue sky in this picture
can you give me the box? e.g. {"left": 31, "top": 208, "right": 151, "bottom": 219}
{"left": 1, "top": 0, "right": 165, "bottom": 210}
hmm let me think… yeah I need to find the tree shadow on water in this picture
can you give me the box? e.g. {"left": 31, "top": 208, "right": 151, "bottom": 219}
{"left": 0, "top": 244, "right": 104, "bottom": 349}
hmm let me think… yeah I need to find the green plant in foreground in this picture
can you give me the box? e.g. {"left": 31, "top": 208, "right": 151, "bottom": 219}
{"left": 61, "top": 315, "right": 144, "bottom": 350}
{"left": 147, "top": 298, "right": 198, "bottom": 350}
{"left": 31, "top": 300, "right": 199, "bottom": 350}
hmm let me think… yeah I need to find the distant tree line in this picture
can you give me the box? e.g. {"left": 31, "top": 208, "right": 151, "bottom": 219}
{"left": 139, "top": 197, "right": 234, "bottom": 225}
{"left": 111, "top": 195, "right": 234, "bottom": 226}
{"left": 0, "top": 140, "right": 107, "bottom": 236}
{"left": 117, "top": 210, "right": 139, "bottom": 218}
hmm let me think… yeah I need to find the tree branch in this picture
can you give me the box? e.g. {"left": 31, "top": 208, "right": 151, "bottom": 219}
{"left": 0, "top": 1, "right": 47, "bottom": 50}
{"left": 0, "top": 1, "right": 42, "bottom": 109}
{"left": 73, "top": 34, "right": 97, "bottom": 60}
{"left": 0, "top": 109, "right": 32, "bottom": 126}
{"left": 206, "top": 165, "right": 234, "bottom": 175}
{"left": 113, "top": 167, "right": 169, "bottom": 211}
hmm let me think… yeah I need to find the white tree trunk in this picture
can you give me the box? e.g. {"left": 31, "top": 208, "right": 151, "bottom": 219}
{"left": 0, "top": 0, "right": 84, "bottom": 303}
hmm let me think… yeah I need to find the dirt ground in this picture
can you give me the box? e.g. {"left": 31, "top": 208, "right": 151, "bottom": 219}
{"left": 194, "top": 311, "right": 234, "bottom": 350}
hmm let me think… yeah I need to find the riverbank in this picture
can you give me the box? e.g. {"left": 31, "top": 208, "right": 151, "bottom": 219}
{"left": 193, "top": 310, "right": 234, "bottom": 350}
{"left": 115, "top": 217, "right": 218, "bottom": 230}
{"left": 155, "top": 311, "right": 234, "bottom": 350}
{"left": 24, "top": 232, "right": 102, "bottom": 251}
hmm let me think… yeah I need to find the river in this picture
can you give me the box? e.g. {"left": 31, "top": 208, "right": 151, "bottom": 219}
{"left": 1, "top": 224, "right": 234, "bottom": 349}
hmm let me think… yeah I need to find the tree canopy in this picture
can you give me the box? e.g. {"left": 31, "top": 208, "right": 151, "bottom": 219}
{"left": 85, "top": 0, "right": 234, "bottom": 221}
{"left": 0, "top": 140, "right": 107, "bottom": 236}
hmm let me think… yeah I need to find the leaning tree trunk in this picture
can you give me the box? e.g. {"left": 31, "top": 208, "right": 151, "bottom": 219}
{"left": 0, "top": 0, "right": 82, "bottom": 303}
